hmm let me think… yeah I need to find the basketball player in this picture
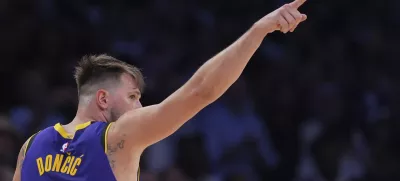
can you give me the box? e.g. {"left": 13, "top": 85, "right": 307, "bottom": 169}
{"left": 12, "top": 0, "right": 307, "bottom": 180}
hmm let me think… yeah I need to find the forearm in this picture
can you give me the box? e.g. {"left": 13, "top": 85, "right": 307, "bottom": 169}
{"left": 115, "top": 0, "right": 308, "bottom": 148}
{"left": 186, "top": 24, "right": 267, "bottom": 101}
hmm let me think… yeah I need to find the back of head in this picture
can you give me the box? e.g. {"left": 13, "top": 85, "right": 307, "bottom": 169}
{"left": 74, "top": 54, "right": 145, "bottom": 99}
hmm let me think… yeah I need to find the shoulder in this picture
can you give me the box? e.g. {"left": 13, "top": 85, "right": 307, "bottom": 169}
{"left": 23, "top": 130, "right": 42, "bottom": 157}
{"left": 84, "top": 121, "right": 110, "bottom": 132}
{"left": 12, "top": 130, "right": 41, "bottom": 181}
{"left": 104, "top": 121, "right": 144, "bottom": 154}
{"left": 14, "top": 133, "right": 36, "bottom": 174}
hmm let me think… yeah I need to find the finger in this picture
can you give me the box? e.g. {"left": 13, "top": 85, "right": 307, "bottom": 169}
{"left": 278, "top": 15, "right": 289, "bottom": 33}
{"left": 288, "top": 9, "right": 302, "bottom": 32}
{"left": 289, "top": 0, "right": 306, "bottom": 9}
{"left": 301, "top": 14, "right": 307, "bottom": 21}
{"left": 281, "top": 10, "right": 296, "bottom": 32}
{"left": 290, "top": 22, "right": 299, "bottom": 32}
{"left": 291, "top": 14, "right": 307, "bottom": 32}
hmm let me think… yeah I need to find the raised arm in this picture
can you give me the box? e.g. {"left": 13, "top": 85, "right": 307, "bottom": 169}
{"left": 108, "top": 0, "right": 307, "bottom": 150}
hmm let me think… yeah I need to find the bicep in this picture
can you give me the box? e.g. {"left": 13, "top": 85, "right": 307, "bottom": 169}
{"left": 111, "top": 86, "right": 211, "bottom": 149}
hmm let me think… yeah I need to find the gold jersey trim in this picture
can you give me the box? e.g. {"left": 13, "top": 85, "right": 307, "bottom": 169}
{"left": 104, "top": 123, "right": 113, "bottom": 153}
{"left": 53, "top": 122, "right": 92, "bottom": 139}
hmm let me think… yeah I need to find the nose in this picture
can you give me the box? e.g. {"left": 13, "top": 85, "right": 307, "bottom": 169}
{"left": 136, "top": 100, "right": 143, "bottom": 108}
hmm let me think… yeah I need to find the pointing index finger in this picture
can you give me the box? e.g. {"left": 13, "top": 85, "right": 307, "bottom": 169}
{"left": 289, "top": 0, "right": 306, "bottom": 9}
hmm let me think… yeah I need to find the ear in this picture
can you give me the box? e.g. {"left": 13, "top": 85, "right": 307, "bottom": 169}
{"left": 96, "top": 89, "right": 110, "bottom": 110}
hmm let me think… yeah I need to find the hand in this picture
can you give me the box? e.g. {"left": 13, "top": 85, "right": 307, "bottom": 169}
{"left": 255, "top": 0, "right": 307, "bottom": 34}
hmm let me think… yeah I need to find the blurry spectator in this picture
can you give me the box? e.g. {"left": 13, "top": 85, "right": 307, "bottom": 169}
{"left": 176, "top": 135, "right": 212, "bottom": 180}
{"left": 140, "top": 170, "right": 159, "bottom": 181}
{"left": 0, "top": 165, "right": 14, "bottom": 181}
{"left": 178, "top": 78, "right": 278, "bottom": 181}
{"left": 160, "top": 167, "right": 192, "bottom": 181}
{"left": 10, "top": 70, "right": 67, "bottom": 137}
{"left": 144, "top": 136, "right": 176, "bottom": 174}
{"left": 0, "top": 114, "right": 20, "bottom": 163}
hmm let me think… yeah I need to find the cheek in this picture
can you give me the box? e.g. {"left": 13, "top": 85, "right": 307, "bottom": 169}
{"left": 123, "top": 97, "right": 141, "bottom": 110}
{"left": 128, "top": 99, "right": 141, "bottom": 110}
{"left": 122, "top": 98, "right": 134, "bottom": 109}
{"left": 112, "top": 97, "right": 129, "bottom": 111}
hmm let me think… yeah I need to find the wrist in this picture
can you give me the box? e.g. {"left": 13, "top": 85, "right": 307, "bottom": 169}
{"left": 251, "top": 22, "right": 272, "bottom": 37}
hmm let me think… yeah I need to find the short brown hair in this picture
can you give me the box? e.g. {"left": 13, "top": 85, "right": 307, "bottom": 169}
{"left": 74, "top": 54, "right": 145, "bottom": 97}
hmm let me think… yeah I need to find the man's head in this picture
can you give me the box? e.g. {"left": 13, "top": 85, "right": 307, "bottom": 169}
{"left": 74, "top": 54, "right": 145, "bottom": 122}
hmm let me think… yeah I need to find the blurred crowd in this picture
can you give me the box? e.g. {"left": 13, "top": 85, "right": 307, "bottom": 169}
{"left": 1, "top": 0, "right": 400, "bottom": 180}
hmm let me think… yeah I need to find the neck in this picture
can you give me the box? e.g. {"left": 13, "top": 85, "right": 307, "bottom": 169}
{"left": 70, "top": 103, "right": 106, "bottom": 126}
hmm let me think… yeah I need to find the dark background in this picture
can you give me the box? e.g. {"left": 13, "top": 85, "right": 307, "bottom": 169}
{"left": 0, "top": 0, "right": 399, "bottom": 180}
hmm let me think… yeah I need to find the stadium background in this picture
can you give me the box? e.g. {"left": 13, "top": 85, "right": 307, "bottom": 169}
{"left": 0, "top": 0, "right": 398, "bottom": 180}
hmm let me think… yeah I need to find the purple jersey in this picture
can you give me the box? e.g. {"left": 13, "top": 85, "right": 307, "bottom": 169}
{"left": 20, "top": 121, "right": 128, "bottom": 181}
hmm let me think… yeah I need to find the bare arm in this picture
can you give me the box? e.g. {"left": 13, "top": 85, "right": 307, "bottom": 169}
{"left": 109, "top": 0, "right": 307, "bottom": 150}
{"left": 12, "top": 141, "right": 28, "bottom": 181}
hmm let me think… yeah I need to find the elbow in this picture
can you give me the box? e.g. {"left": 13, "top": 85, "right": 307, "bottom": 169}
{"left": 191, "top": 86, "right": 219, "bottom": 103}
{"left": 185, "top": 76, "right": 223, "bottom": 104}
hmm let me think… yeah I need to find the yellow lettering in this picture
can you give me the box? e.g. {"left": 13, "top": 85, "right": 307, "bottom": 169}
{"left": 67, "top": 156, "right": 75, "bottom": 174}
{"left": 36, "top": 158, "right": 44, "bottom": 176}
{"left": 52, "top": 154, "right": 64, "bottom": 172}
{"left": 61, "top": 156, "right": 71, "bottom": 173}
{"left": 45, "top": 155, "right": 52, "bottom": 172}
{"left": 69, "top": 158, "right": 82, "bottom": 176}
{"left": 35, "top": 154, "right": 84, "bottom": 176}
